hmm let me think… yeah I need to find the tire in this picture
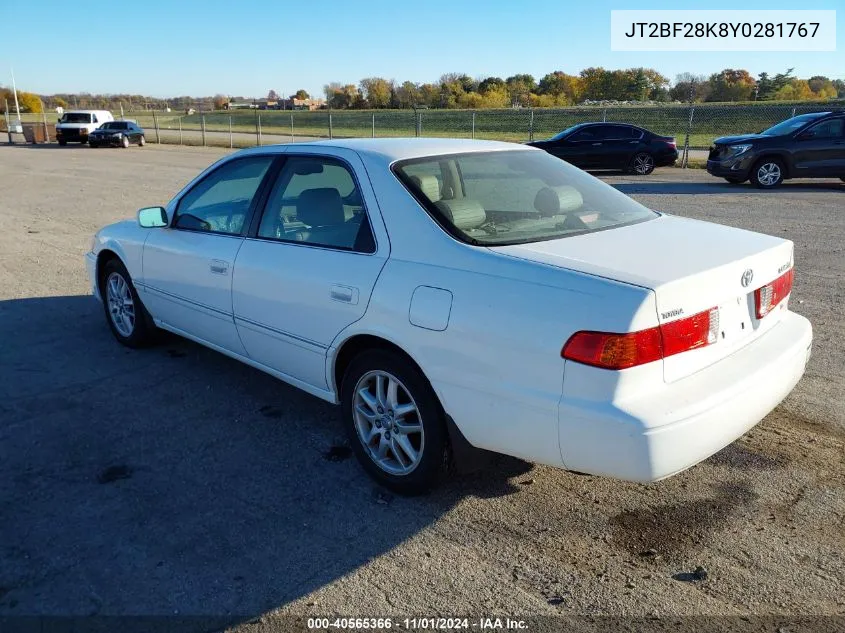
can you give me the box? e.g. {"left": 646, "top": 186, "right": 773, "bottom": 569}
{"left": 58, "top": 140, "right": 67, "bottom": 146}
{"left": 750, "top": 158, "right": 784, "bottom": 189}
{"left": 121, "top": 135, "right": 130, "bottom": 149}
{"left": 79, "top": 139, "right": 88, "bottom": 145}
{"left": 341, "top": 349, "right": 450, "bottom": 495}
{"left": 138, "top": 135, "right": 146, "bottom": 147}
{"left": 724, "top": 177, "right": 745, "bottom": 184}
{"left": 99, "top": 258, "right": 155, "bottom": 348}
{"left": 630, "top": 152, "right": 655, "bottom": 175}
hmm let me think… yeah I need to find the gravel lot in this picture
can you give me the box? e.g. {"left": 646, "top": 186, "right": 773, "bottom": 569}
{"left": 0, "top": 144, "right": 843, "bottom": 627}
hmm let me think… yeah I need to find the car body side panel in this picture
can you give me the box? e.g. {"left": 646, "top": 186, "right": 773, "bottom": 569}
{"left": 91, "top": 220, "right": 148, "bottom": 291}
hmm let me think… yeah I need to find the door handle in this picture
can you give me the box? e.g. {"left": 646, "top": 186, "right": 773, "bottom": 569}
{"left": 209, "top": 259, "right": 229, "bottom": 275}
{"left": 330, "top": 285, "right": 359, "bottom": 305}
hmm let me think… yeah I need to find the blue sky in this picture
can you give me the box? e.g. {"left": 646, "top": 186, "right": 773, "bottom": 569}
{"left": 5, "top": 0, "right": 842, "bottom": 97}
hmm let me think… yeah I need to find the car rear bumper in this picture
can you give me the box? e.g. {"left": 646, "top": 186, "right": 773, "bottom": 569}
{"left": 85, "top": 251, "right": 101, "bottom": 301}
{"left": 655, "top": 149, "right": 678, "bottom": 167}
{"left": 558, "top": 310, "right": 812, "bottom": 482}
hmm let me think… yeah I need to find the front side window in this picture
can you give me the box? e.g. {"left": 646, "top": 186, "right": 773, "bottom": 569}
{"left": 174, "top": 156, "right": 274, "bottom": 235}
{"left": 395, "top": 150, "right": 657, "bottom": 246}
{"left": 256, "top": 156, "right": 375, "bottom": 252}
{"left": 762, "top": 113, "right": 828, "bottom": 136}
{"left": 805, "top": 118, "right": 844, "bottom": 139}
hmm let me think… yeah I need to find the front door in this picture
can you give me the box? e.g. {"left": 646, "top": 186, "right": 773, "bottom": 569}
{"left": 232, "top": 151, "right": 388, "bottom": 389}
{"left": 792, "top": 117, "right": 845, "bottom": 177}
{"left": 141, "top": 154, "right": 277, "bottom": 353}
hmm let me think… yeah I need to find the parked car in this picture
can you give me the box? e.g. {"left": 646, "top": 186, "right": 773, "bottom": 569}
{"left": 527, "top": 123, "right": 678, "bottom": 174}
{"left": 88, "top": 121, "right": 146, "bottom": 148}
{"left": 55, "top": 109, "right": 114, "bottom": 145}
{"left": 86, "top": 139, "right": 811, "bottom": 494}
{"left": 706, "top": 111, "right": 845, "bottom": 188}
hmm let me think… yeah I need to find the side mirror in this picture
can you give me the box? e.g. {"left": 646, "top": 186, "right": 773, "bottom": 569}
{"left": 137, "top": 206, "right": 168, "bottom": 228}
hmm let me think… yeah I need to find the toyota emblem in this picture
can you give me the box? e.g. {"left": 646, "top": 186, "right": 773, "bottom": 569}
{"left": 741, "top": 269, "right": 754, "bottom": 288}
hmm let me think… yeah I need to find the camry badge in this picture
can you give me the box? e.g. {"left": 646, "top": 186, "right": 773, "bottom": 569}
{"left": 741, "top": 269, "right": 754, "bottom": 288}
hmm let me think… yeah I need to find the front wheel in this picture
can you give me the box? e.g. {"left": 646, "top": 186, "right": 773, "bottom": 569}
{"left": 751, "top": 158, "right": 784, "bottom": 189}
{"left": 341, "top": 350, "right": 449, "bottom": 495}
{"left": 58, "top": 140, "right": 67, "bottom": 146}
{"left": 630, "top": 152, "right": 655, "bottom": 175}
{"left": 100, "top": 258, "right": 155, "bottom": 348}
{"left": 121, "top": 135, "right": 130, "bottom": 148}
{"left": 138, "top": 135, "right": 146, "bottom": 147}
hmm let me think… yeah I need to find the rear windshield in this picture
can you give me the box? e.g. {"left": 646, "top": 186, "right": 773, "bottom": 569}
{"left": 394, "top": 150, "right": 657, "bottom": 246}
{"left": 60, "top": 113, "right": 92, "bottom": 123}
{"left": 762, "top": 113, "right": 828, "bottom": 136}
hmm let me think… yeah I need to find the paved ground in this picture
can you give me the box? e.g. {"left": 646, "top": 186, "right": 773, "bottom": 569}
{"left": 0, "top": 144, "right": 843, "bottom": 627}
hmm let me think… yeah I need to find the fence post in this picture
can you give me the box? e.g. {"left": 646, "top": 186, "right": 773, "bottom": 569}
{"left": 791, "top": 107, "right": 796, "bottom": 118}
{"left": 372, "top": 113, "right": 375, "bottom": 138}
{"left": 229, "top": 116, "right": 233, "bottom": 148}
{"left": 153, "top": 110, "right": 160, "bottom": 144}
{"left": 681, "top": 104, "right": 695, "bottom": 168}
{"left": 201, "top": 115, "right": 206, "bottom": 147}
{"left": 42, "top": 109, "right": 49, "bottom": 143}
{"left": 602, "top": 108, "right": 607, "bottom": 123}
{"left": 290, "top": 113, "right": 294, "bottom": 142}
{"left": 529, "top": 109, "right": 534, "bottom": 142}
{"left": 4, "top": 100, "right": 11, "bottom": 144}
{"left": 179, "top": 117, "right": 182, "bottom": 145}
{"left": 328, "top": 111, "right": 333, "bottom": 139}
{"left": 472, "top": 111, "right": 476, "bottom": 139}
{"left": 257, "top": 113, "right": 262, "bottom": 146}
{"left": 415, "top": 111, "right": 421, "bottom": 137}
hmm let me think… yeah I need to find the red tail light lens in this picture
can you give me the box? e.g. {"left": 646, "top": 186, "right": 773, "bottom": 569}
{"left": 562, "top": 307, "right": 718, "bottom": 370}
{"left": 755, "top": 269, "right": 793, "bottom": 318}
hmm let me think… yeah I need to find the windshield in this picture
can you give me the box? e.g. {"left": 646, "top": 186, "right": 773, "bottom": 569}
{"left": 59, "top": 113, "right": 92, "bottom": 123}
{"left": 549, "top": 124, "right": 585, "bottom": 141}
{"left": 762, "top": 113, "right": 829, "bottom": 136}
{"left": 99, "top": 122, "right": 124, "bottom": 130}
{"left": 394, "top": 150, "right": 657, "bottom": 246}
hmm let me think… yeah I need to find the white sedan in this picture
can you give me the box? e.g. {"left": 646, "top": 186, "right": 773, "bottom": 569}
{"left": 86, "top": 139, "right": 812, "bottom": 494}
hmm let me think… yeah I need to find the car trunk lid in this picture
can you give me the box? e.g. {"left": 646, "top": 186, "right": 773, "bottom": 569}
{"left": 490, "top": 214, "right": 794, "bottom": 382}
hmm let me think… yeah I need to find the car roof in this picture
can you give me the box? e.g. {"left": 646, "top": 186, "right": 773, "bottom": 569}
{"left": 246, "top": 138, "right": 531, "bottom": 163}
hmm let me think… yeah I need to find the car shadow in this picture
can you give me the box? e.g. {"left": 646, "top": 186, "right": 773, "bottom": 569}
{"left": 0, "top": 295, "right": 531, "bottom": 626}
{"left": 611, "top": 179, "right": 844, "bottom": 195}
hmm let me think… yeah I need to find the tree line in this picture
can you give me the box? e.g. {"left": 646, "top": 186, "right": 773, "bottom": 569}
{"left": 2, "top": 67, "right": 842, "bottom": 114}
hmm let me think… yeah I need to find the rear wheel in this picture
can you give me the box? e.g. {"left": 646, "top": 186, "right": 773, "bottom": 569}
{"left": 58, "top": 140, "right": 67, "bottom": 146}
{"left": 341, "top": 349, "right": 449, "bottom": 495}
{"left": 99, "top": 258, "right": 155, "bottom": 348}
{"left": 750, "top": 158, "right": 784, "bottom": 189}
{"left": 121, "top": 135, "right": 130, "bottom": 148}
{"left": 630, "top": 152, "right": 655, "bottom": 175}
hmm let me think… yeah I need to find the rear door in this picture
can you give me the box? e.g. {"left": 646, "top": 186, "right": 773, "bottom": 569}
{"left": 792, "top": 117, "right": 845, "bottom": 176}
{"left": 600, "top": 125, "right": 640, "bottom": 169}
{"left": 232, "top": 149, "right": 389, "bottom": 389}
{"left": 141, "top": 154, "right": 277, "bottom": 353}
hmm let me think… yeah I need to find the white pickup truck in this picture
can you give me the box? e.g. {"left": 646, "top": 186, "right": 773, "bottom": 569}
{"left": 55, "top": 110, "right": 114, "bottom": 145}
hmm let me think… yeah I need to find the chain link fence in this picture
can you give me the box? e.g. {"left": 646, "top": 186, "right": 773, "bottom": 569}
{"left": 8, "top": 101, "right": 842, "bottom": 158}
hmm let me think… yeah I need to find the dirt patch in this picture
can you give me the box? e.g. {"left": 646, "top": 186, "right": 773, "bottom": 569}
{"left": 610, "top": 482, "right": 757, "bottom": 559}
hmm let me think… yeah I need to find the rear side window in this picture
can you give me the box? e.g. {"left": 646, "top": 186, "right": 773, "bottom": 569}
{"left": 256, "top": 156, "right": 375, "bottom": 252}
{"left": 174, "top": 156, "right": 274, "bottom": 235}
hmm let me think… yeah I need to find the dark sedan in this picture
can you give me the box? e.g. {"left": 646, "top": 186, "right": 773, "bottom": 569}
{"left": 88, "top": 121, "right": 146, "bottom": 148}
{"left": 527, "top": 123, "right": 677, "bottom": 174}
{"left": 706, "top": 111, "right": 845, "bottom": 188}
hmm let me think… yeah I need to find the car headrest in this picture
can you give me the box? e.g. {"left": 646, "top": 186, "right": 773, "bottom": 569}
{"left": 410, "top": 175, "right": 442, "bottom": 202}
{"left": 296, "top": 188, "right": 345, "bottom": 227}
{"left": 533, "top": 186, "right": 584, "bottom": 217}
{"left": 434, "top": 198, "right": 487, "bottom": 230}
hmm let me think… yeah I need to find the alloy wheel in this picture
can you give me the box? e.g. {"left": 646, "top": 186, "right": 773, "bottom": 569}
{"left": 106, "top": 272, "right": 135, "bottom": 337}
{"left": 756, "top": 162, "right": 781, "bottom": 186}
{"left": 352, "top": 370, "right": 424, "bottom": 476}
{"left": 633, "top": 153, "right": 654, "bottom": 175}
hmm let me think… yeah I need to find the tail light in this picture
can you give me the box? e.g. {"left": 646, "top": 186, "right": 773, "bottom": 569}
{"left": 755, "top": 269, "right": 793, "bottom": 319}
{"left": 562, "top": 307, "right": 719, "bottom": 370}
{"left": 667, "top": 138, "right": 677, "bottom": 149}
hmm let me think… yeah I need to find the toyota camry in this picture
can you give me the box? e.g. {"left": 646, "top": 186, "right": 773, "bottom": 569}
{"left": 86, "top": 139, "right": 812, "bottom": 493}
